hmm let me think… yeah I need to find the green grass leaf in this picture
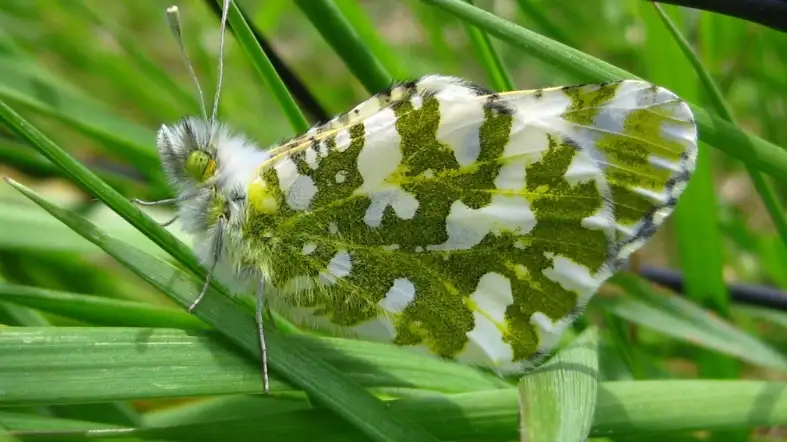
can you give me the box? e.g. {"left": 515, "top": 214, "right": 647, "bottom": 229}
{"left": 518, "top": 327, "right": 599, "bottom": 442}
{"left": 421, "top": 0, "right": 787, "bottom": 181}
{"left": 3, "top": 178, "right": 441, "bottom": 442}
{"left": 295, "top": 0, "right": 393, "bottom": 92}
{"left": 611, "top": 274, "right": 787, "bottom": 371}
{"left": 0, "top": 326, "right": 507, "bottom": 406}
{"left": 222, "top": 0, "right": 310, "bottom": 132}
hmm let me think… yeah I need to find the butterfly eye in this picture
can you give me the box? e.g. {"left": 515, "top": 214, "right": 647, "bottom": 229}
{"left": 185, "top": 150, "right": 216, "bottom": 182}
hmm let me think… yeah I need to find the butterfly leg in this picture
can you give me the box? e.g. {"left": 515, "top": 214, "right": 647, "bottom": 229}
{"left": 188, "top": 216, "right": 224, "bottom": 313}
{"left": 131, "top": 198, "right": 180, "bottom": 227}
{"left": 159, "top": 214, "right": 179, "bottom": 227}
{"left": 256, "top": 279, "right": 271, "bottom": 394}
{"left": 132, "top": 197, "right": 177, "bottom": 206}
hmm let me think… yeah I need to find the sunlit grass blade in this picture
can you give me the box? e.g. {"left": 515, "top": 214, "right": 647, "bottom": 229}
{"left": 294, "top": 0, "right": 393, "bottom": 92}
{"left": 653, "top": 3, "right": 787, "bottom": 253}
{"left": 221, "top": 0, "right": 310, "bottom": 132}
{"left": 611, "top": 274, "right": 787, "bottom": 371}
{"left": 421, "top": 0, "right": 787, "bottom": 181}
{"left": 0, "top": 326, "right": 508, "bottom": 406}
{"left": 7, "top": 381, "right": 787, "bottom": 440}
{"left": 513, "top": 0, "right": 577, "bottom": 48}
{"left": 0, "top": 284, "right": 208, "bottom": 329}
{"left": 333, "top": 0, "right": 408, "bottom": 79}
{"left": 518, "top": 327, "right": 598, "bottom": 442}
{"left": 462, "top": 0, "right": 515, "bottom": 91}
{"left": 3, "top": 179, "right": 441, "bottom": 442}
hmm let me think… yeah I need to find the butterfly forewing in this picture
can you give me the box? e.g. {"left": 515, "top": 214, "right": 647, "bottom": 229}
{"left": 242, "top": 76, "right": 697, "bottom": 373}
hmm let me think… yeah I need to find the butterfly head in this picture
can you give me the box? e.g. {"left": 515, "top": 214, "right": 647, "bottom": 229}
{"left": 156, "top": 117, "right": 220, "bottom": 190}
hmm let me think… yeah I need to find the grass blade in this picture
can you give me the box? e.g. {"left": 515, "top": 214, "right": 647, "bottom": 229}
{"left": 7, "top": 381, "right": 787, "bottom": 440}
{"left": 612, "top": 274, "right": 787, "bottom": 371}
{"left": 518, "top": 327, "right": 599, "bottom": 442}
{"left": 222, "top": 0, "right": 310, "bottom": 132}
{"left": 462, "top": 0, "right": 515, "bottom": 91}
{"left": 0, "top": 326, "right": 507, "bottom": 406}
{"left": 421, "top": 0, "right": 787, "bottom": 181}
{"left": 653, "top": 3, "right": 787, "bottom": 252}
{"left": 4, "top": 179, "right": 441, "bottom": 442}
{"left": 295, "top": 0, "right": 393, "bottom": 92}
{"left": 0, "top": 284, "right": 207, "bottom": 329}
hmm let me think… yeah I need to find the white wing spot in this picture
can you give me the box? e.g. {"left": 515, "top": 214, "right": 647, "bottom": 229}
{"left": 328, "top": 222, "right": 339, "bottom": 234}
{"left": 364, "top": 188, "right": 419, "bottom": 227}
{"left": 335, "top": 129, "right": 351, "bottom": 152}
{"left": 378, "top": 278, "right": 416, "bottom": 314}
{"left": 320, "top": 250, "right": 352, "bottom": 284}
{"left": 542, "top": 255, "right": 609, "bottom": 306}
{"left": 286, "top": 175, "right": 317, "bottom": 211}
{"left": 318, "top": 141, "right": 329, "bottom": 157}
{"left": 429, "top": 195, "right": 535, "bottom": 251}
{"left": 335, "top": 171, "right": 347, "bottom": 184}
{"left": 304, "top": 147, "right": 319, "bottom": 170}
{"left": 411, "top": 95, "right": 424, "bottom": 110}
{"left": 301, "top": 242, "right": 317, "bottom": 255}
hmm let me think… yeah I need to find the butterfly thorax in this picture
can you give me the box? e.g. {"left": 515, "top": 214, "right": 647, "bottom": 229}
{"left": 156, "top": 117, "right": 270, "bottom": 281}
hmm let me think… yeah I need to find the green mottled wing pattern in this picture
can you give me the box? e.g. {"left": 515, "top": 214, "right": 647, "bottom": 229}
{"left": 242, "top": 75, "right": 697, "bottom": 373}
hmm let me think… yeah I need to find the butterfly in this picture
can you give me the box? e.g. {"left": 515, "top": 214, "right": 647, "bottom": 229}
{"left": 140, "top": 0, "right": 697, "bottom": 393}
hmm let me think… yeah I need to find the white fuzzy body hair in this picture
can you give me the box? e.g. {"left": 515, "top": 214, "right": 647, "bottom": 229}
{"left": 156, "top": 117, "right": 270, "bottom": 293}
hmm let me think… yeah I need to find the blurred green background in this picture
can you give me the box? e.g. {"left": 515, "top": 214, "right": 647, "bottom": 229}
{"left": 2, "top": 0, "right": 787, "bottom": 441}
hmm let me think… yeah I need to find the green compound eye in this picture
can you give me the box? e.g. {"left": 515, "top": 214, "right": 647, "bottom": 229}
{"left": 185, "top": 150, "right": 216, "bottom": 182}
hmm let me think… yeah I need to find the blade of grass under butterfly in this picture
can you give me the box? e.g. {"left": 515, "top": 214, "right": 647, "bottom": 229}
{"left": 0, "top": 284, "right": 208, "bottom": 329}
{"left": 518, "top": 327, "right": 598, "bottom": 442}
{"left": 611, "top": 273, "right": 787, "bottom": 371}
{"left": 0, "top": 326, "right": 507, "bottom": 406}
{"left": 294, "top": 0, "right": 393, "bottom": 92}
{"left": 7, "top": 381, "right": 787, "bottom": 440}
{"left": 420, "top": 0, "right": 787, "bottom": 182}
{"left": 462, "top": 0, "right": 515, "bottom": 92}
{"left": 653, "top": 3, "right": 787, "bottom": 252}
{"left": 3, "top": 180, "right": 441, "bottom": 442}
{"left": 221, "top": 0, "right": 310, "bottom": 133}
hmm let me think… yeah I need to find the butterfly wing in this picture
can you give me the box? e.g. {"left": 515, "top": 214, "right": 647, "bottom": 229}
{"left": 242, "top": 76, "right": 697, "bottom": 373}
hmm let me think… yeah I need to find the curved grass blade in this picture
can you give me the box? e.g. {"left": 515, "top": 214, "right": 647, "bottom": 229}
{"left": 462, "top": 0, "right": 515, "bottom": 91}
{"left": 221, "top": 0, "right": 310, "bottom": 132}
{"left": 653, "top": 3, "right": 787, "bottom": 252}
{"left": 421, "top": 0, "right": 787, "bottom": 181}
{"left": 0, "top": 326, "right": 508, "bottom": 406}
{"left": 334, "top": 0, "right": 409, "bottom": 79}
{"left": 518, "top": 327, "right": 599, "bottom": 442}
{"left": 294, "top": 0, "right": 393, "bottom": 92}
{"left": 611, "top": 273, "right": 787, "bottom": 371}
{"left": 3, "top": 179, "right": 441, "bottom": 442}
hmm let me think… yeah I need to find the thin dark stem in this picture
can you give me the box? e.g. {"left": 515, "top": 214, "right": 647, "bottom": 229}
{"left": 644, "top": 0, "right": 787, "bottom": 33}
{"left": 639, "top": 265, "right": 787, "bottom": 311}
{"left": 203, "top": 0, "right": 329, "bottom": 122}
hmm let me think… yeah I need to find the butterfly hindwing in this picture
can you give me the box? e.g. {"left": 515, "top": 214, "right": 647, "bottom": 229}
{"left": 241, "top": 75, "right": 697, "bottom": 372}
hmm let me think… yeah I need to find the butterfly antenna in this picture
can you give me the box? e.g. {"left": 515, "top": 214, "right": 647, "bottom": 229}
{"left": 166, "top": 6, "right": 208, "bottom": 120}
{"left": 211, "top": 0, "right": 231, "bottom": 122}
